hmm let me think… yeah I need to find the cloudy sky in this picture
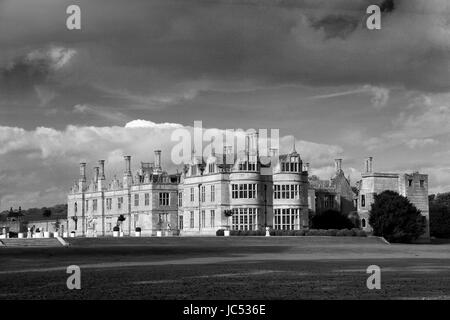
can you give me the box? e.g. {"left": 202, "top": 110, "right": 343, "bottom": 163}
{"left": 1, "top": 0, "right": 450, "bottom": 210}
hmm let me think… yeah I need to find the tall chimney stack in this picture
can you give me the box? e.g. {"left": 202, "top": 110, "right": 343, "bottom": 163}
{"left": 78, "top": 162, "right": 87, "bottom": 191}
{"left": 365, "top": 157, "right": 373, "bottom": 173}
{"left": 154, "top": 150, "right": 162, "bottom": 170}
{"left": 335, "top": 159, "right": 342, "bottom": 174}
{"left": 98, "top": 160, "right": 105, "bottom": 180}
{"left": 93, "top": 166, "right": 99, "bottom": 182}
{"left": 98, "top": 160, "right": 105, "bottom": 190}
{"left": 79, "top": 162, "right": 86, "bottom": 182}
{"left": 124, "top": 156, "right": 131, "bottom": 175}
{"left": 245, "top": 134, "right": 251, "bottom": 155}
{"left": 123, "top": 156, "right": 132, "bottom": 187}
{"left": 254, "top": 132, "right": 259, "bottom": 157}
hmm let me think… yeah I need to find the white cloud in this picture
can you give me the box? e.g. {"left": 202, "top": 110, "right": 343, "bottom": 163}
{"left": 72, "top": 104, "right": 128, "bottom": 123}
{"left": 406, "top": 138, "right": 438, "bottom": 149}
{"left": 125, "top": 119, "right": 183, "bottom": 129}
{"left": 310, "top": 84, "right": 389, "bottom": 109}
{"left": 362, "top": 85, "right": 389, "bottom": 109}
{"left": 26, "top": 46, "right": 76, "bottom": 71}
{"left": 366, "top": 93, "right": 450, "bottom": 151}
{"left": 73, "top": 104, "right": 89, "bottom": 113}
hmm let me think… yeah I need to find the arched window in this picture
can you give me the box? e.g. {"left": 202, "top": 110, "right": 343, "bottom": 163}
{"left": 361, "top": 218, "right": 366, "bottom": 228}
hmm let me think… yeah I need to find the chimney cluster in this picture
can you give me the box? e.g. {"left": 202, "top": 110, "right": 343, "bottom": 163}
{"left": 77, "top": 150, "right": 165, "bottom": 189}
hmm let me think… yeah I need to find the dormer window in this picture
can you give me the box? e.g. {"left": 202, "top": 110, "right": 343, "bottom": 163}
{"left": 238, "top": 161, "right": 256, "bottom": 171}
{"left": 281, "top": 161, "right": 298, "bottom": 172}
{"left": 208, "top": 163, "right": 215, "bottom": 173}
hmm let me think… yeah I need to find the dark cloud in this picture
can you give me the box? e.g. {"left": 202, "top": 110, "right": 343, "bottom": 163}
{"left": 0, "top": 46, "right": 76, "bottom": 99}
{"left": 1, "top": 54, "right": 51, "bottom": 95}
{"left": 310, "top": 14, "right": 359, "bottom": 39}
{"left": 379, "top": 0, "right": 395, "bottom": 13}
{"left": 0, "top": 0, "right": 448, "bottom": 125}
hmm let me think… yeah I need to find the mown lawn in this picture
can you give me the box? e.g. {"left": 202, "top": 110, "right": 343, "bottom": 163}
{"left": 0, "top": 237, "right": 449, "bottom": 299}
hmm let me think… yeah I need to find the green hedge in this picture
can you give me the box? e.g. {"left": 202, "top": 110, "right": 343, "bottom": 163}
{"left": 216, "top": 228, "right": 367, "bottom": 237}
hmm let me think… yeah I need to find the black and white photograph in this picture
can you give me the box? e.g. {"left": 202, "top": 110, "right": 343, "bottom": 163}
{"left": 0, "top": 0, "right": 449, "bottom": 310}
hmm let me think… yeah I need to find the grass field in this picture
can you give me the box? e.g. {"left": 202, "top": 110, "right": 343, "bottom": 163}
{"left": 1, "top": 236, "right": 449, "bottom": 299}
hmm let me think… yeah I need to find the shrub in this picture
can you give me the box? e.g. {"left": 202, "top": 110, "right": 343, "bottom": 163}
{"left": 306, "top": 229, "right": 321, "bottom": 236}
{"left": 325, "top": 229, "right": 338, "bottom": 236}
{"left": 355, "top": 229, "right": 367, "bottom": 237}
{"left": 369, "top": 190, "right": 426, "bottom": 243}
{"left": 348, "top": 211, "right": 361, "bottom": 228}
{"left": 135, "top": 227, "right": 141, "bottom": 232}
{"left": 219, "top": 228, "right": 366, "bottom": 237}
{"left": 113, "top": 226, "right": 120, "bottom": 232}
{"left": 344, "top": 229, "right": 356, "bottom": 236}
{"left": 216, "top": 229, "right": 224, "bottom": 236}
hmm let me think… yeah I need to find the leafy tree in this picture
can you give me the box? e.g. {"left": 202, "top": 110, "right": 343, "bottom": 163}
{"left": 369, "top": 190, "right": 426, "bottom": 243}
{"left": 429, "top": 193, "right": 450, "bottom": 238}
{"left": 42, "top": 208, "right": 52, "bottom": 218}
{"left": 43, "top": 208, "right": 52, "bottom": 231}
{"left": 347, "top": 211, "right": 361, "bottom": 228}
{"left": 311, "top": 209, "right": 354, "bottom": 230}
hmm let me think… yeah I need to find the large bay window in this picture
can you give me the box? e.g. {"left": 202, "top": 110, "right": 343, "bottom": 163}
{"left": 274, "top": 208, "right": 300, "bottom": 230}
{"left": 274, "top": 184, "right": 300, "bottom": 200}
{"left": 231, "top": 184, "right": 257, "bottom": 199}
{"left": 231, "top": 208, "right": 258, "bottom": 230}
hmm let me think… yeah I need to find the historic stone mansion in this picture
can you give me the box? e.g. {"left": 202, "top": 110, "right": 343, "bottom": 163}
{"left": 67, "top": 134, "right": 430, "bottom": 237}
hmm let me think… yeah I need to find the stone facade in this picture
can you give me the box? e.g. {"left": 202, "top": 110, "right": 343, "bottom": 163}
{"left": 68, "top": 134, "right": 311, "bottom": 236}
{"left": 308, "top": 159, "right": 356, "bottom": 217}
{"left": 180, "top": 136, "right": 309, "bottom": 235}
{"left": 67, "top": 151, "right": 180, "bottom": 236}
{"left": 356, "top": 157, "right": 430, "bottom": 239}
{"left": 67, "top": 141, "right": 428, "bottom": 238}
